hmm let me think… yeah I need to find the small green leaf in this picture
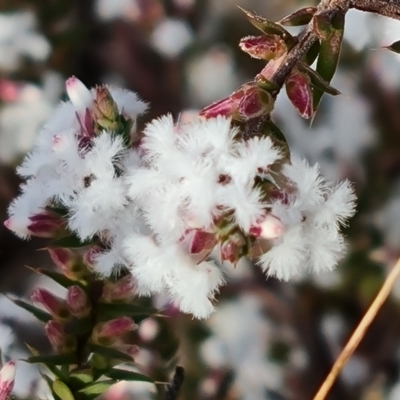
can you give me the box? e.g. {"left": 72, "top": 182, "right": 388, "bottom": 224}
{"left": 238, "top": 6, "right": 296, "bottom": 45}
{"left": 52, "top": 380, "right": 75, "bottom": 400}
{"left": 314, "top": 11, "right": 344, "bottom": 117}
{"left": 78, "top": 380, "right": 115, "bottom": 396}
{"left": 50, "top": 235, "right": 97, "bottom": 249}
{"left": 9, "top": 297, "right": 52, "bottom": 323}
{"left": 279, "top": 7, "right": 317, "bottom": 26}
{"left": 88, "top": 344, "right": 133, "bottom": 362}
{"left": 26, "top": 354, "right": 77, "bottom": 366}
{"left": 297, "top": 62, "right": 341, "bottom": 96}
{"left": 69, "top": 370, "right": 94, "bottom": 390}
{"left": 45, "top": 205, "right": 69, "bottom": 218}
{"left": 254, "top": 76, "right": 279, "bottom": 92}
{"left": 35, "top": 268, "right": 81, "bottom": 288}
{"left": 383, "top": 39, "right": 400, "bottom": 53}
{"left": 105, "top": 368, "right": 154, "bottom": 383}
{"left": 312, "top": 13, "right": 333, "bottom": 40}
{"left": 302, "top": 40, "right": 320, "bottom": 65}
{"left": 97, "top": 302, "right": 161, "bottom": 321}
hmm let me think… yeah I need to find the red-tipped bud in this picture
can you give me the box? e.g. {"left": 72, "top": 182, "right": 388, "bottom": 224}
{"left": 0, "top": 361, "right": 15, "bottom": 400}
{"left": 66, "top": 76, "right": 92, "bottom": 114}
{"left": 48, "top": 248, "right": 89, "bottom": 279}
{"left": 199, "top": 96, "right": 238, "bottom": 119}
{"left": 239, "top": 35, "right": 287, "bottom": 60}
{"left": 45, "top": 320, "right": 76, "bottom": 353}
{"left": 92, "top": 317, "right": 136, "bottom": 345}
{"left": 285, "top": 69, "right": 313, "bottom": 119}
{"left": 66, "top": 286, "right": 91, "bottom": 318}
{"left": 249, "top": 214, "right": 285, "bottom": 239}
{"left": 238, "top": 84, "right": 275, "bottom": 119}
{"left": 31, "top": 288, "right": 69, "bottom": 320}
{"left": 4, "top": 211, "right": 65, "bottom": 239}
{"left": 220, "top": 232, "right": 248, "bottom": 265}
{"left": 101, "top": 275, "right": 135, "bottom": 303}
{"left": 82, "top": 246, "right": 102, "bottom": 269}
{"left": 180, "top": 229, "right": 217, "bottom": 263}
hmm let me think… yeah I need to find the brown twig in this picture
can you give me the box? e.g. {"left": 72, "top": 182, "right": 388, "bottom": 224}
{"left": 312, "top": 257, "right": 400, "bottom": 400}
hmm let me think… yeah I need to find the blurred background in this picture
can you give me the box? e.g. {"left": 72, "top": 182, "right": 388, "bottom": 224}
{"left": 1, "top": 0, "right": 400, "bottom": 399}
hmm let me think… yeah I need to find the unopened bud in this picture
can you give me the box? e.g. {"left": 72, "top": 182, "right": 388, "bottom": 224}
{"left": 285, "top": 69, "right": 313, "bottom": 119}
{"left": 249, "top": 214, "right": 285, "bottom": 239}
{"left": 220, "top": 232, "right": 248, "bottom": 265}
{"left": 48, "top": 248, "right": 89, "bottom": 280}
{"left": 180, "top": 229, "right": 217, "bottom": 263}
{"left": 31, "top": 288, "right": 69, "bottom": 320}
{"left": 83, "top": 246, "right": 102, "bottom": 270}
{"left": 45, "top": 320, "right": 76, "bottom": 353}
{"left": 92, "top": 317, "right": 136, "bottom": 345}
{"left": 101, "top": 275, "right": 135, "bottom": 303}
{"left": 199, "top": 96, "right": 239, "bottom": 119}
{"left": 66, "top": 76, "right": 93, "bottom": 114}
{"left": 239, "top": 35, "right": 286, "bottom": 60}
{"left": 238, "top": 83, "right": 275, "bottom": 119}
{"left": 0, "top": 361, "right": 15, "bottom": 400}
{"left": 4, "top": 211, "right": 65, "bottom": 239}
{"left": 66, "top": 286, "right": 91, "bottom": 318}
{"left": 92, "top": 86, "right": 119, "bottom": 131}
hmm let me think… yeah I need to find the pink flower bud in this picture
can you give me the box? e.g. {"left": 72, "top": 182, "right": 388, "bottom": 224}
{"left": 66, "top": 286, "right": 90, "bottom": 318}
{"left": 92, "top": 317, "right": 136, "bottom": 344}
{"left": 66, "top": 76, "right": 93, "bottom": 114}
{"left": 31, "top": 288, "right": 69, "bottom": 320}
{"left": 48, "top": 248, "right": 84, "bottom": 279}
{"left": 199, "top": 96, "right": 238, "bottom": 119}
{"left": 239, "top": 35, "right": 287, "bottom": 60}
{"left": 45, "top": 320, "right": 76, "bottom": 353}
{"left": 285, "top": 69, "right": 313, "bottom": 119}
{"left": 249, "top": 214, "right": 285, "bottom": 239}
{"left": 82, "top": 246, "right": 102, "bottom": 269}
{"left": 238, "top": 84, "right": 274, "bottom": 119}
{"left": 4, "top": 211, "right": 65, "bottom": 239}
{"left": 0, "top": 361, "right": 15, "bottom": 400}
{"left": 179, "top": 229, "right": 217, "bottom": 264}
{"left": 220, "top": 232, "right": 247, "bottom": 264}
{"left": 101, "top": 275, "right": 135, "bottom": 303}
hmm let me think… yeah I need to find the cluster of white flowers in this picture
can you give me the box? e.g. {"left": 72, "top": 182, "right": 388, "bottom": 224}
{"left": 5, "top": 77, "right": 356, "bottom": 318}
{"left": 0, "top": 10, "right": 50, "bottom": 72}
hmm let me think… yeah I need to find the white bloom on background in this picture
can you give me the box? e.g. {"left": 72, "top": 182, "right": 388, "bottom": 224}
{"left": 0, "top": 11, "right": 50, "bottom": 72}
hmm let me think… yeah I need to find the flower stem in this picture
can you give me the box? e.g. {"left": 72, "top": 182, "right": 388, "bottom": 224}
{"left": 313, "top": 256, "right": 400, "bottom": 400}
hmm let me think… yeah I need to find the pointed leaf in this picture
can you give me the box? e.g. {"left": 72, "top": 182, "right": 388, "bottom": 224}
{"left": 35, "top": 268, "right": 81, "bottom": 289}
{"left": 88, "top": 344, "right": 133, "bottom": 362}
{"left": 9, "top": 297, "right": 52, "bottom": 323}
{"left": 297, "top": 62, "right": 341, "bottom": 95}
{"left": 78, "top": 380, "right": 115, "bottom": 396}
{"left": 255, "top": 76, "right": 279, "bottom": 92}
{"left": 313, "top": 13, "right": 332, "bottom": 40}
{"left": 302, "top": 40, "right": 320, "bottom": 65}
{"left": 26, "top": 354, "right": 77, "bottom": 365}
{"left": 97, "top": 302, "right": 161, "bottom": 321}
{"left": 69, "top": 370, "right": 94, "bottom": 389}
{"left": 383, "top": 39, "right": 400, "bottom": 53}
{"left": 279, "top": 7, "right": 317, "bottom": 26}
{"left": 238, "top": 6, "right": 296, "bottom": 45}
{"left": 50, "top": 235, "right": 97, "bottom": 249}
{"left": 314, "top": 11, "right": 344, "bottom": 116}
{"left": 52, "top": 380, "right": 75, "bottom": 400}
{"left": 105, "top": 368, "right": 154, "bottom": 383}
